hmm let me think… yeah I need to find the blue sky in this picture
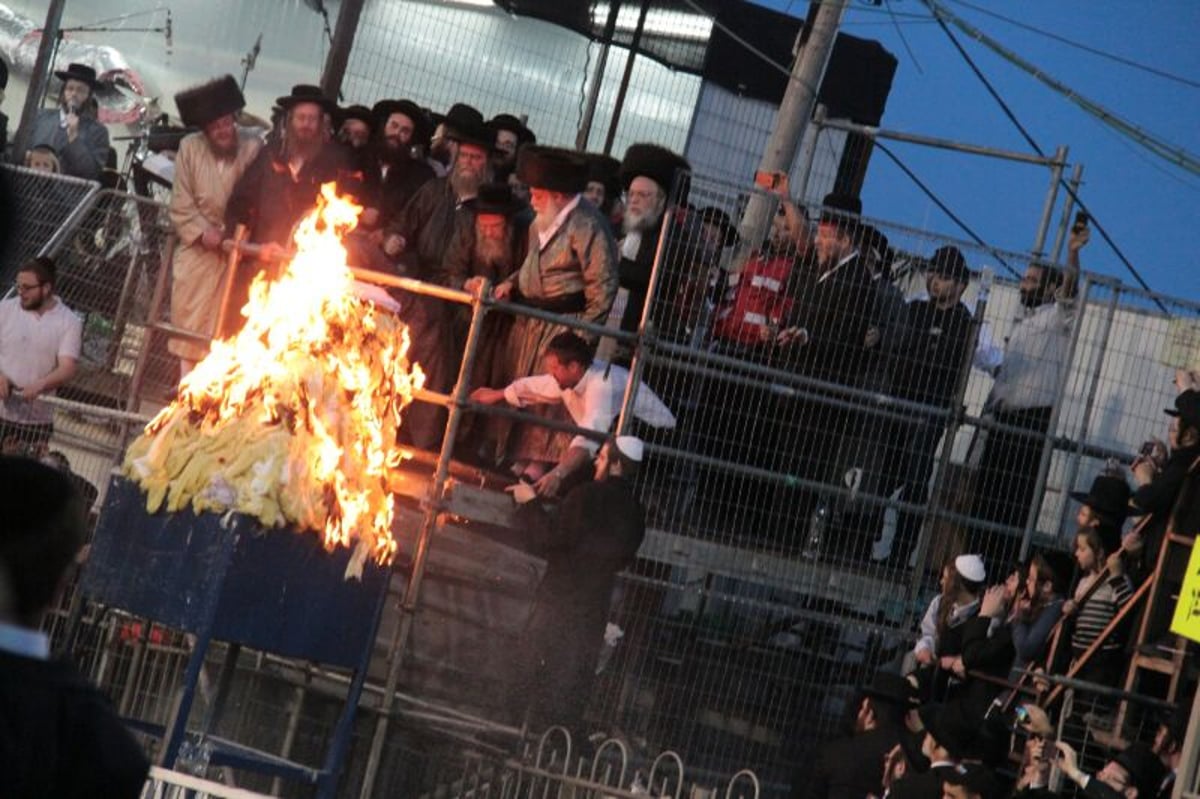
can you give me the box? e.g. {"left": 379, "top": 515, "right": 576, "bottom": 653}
{"left": 751, "top": 0, "right": 1200, "bottom": 301}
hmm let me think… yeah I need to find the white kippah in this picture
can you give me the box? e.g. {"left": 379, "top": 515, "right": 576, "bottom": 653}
{"left": 955, "top": 554, "right": 986, "bottom": 583}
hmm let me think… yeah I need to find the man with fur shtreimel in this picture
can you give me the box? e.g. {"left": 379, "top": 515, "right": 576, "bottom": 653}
{"left": 167, "top": 75, "right": 261, "bottom": 378}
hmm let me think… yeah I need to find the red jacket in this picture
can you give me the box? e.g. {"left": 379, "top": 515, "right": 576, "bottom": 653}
{"left": 712, "top": 252, "right": 795, "bottom": 345}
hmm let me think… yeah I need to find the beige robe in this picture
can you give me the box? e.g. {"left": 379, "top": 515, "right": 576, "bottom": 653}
{"left": 167, "top": 131, "right": 262, "bottom": 360}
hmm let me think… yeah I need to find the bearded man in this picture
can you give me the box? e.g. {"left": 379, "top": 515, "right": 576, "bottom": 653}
{"left": 370, "top": 98, "right": 434, "bottom": 228}
{"left": 492, "top": 146, "right": 617, "bottom": 467}
{"left": 487, "top": 112, "right": 535, "bottom": 182}
{"left": 336, "top": 104, "right": 373, "bottom": 150}
{"left": 378, "top": 111, "right": 496, "bottom": 449}
{"left": 225, "top": 84, "right": 349, "bottom": 253}
{"left": 167, "top": 75, "right": 261, "bottom": 377}
{"left": 497, "top": 146, "right": 616, "bottom": 376}
{"left": 582, "top": 152, "right": 621, "bottom": 236}
{"left": 609, "top": 143, "right": 691, "bottom": 337}
{"left": 224, "top": 85, "right": 351, "bottom": 332}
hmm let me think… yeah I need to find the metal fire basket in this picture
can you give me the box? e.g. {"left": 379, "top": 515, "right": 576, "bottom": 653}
{"left": 81, "top": 475, "right": 392, "bottom": 797}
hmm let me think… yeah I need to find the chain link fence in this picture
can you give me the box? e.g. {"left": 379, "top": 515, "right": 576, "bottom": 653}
{"left": 10, "top": 119, "right": 1196, "bottom": 799}
{"left": 0, "top": 164, "right": 100, "bottom": 286}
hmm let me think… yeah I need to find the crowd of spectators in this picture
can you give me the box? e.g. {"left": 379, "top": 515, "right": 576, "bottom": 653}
{"left": 798, "top": 379, "right": 1198, "bottom": 799}
{"left": 3, "top": 61, "right": 1197, "bottom": 792}
{"left": 8, "top": 63, "right": 1183, "bottom": 565}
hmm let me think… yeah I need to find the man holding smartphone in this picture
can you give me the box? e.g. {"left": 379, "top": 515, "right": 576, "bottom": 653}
{"left": 968, "top": 218, "right": 1089, "bottom": 564}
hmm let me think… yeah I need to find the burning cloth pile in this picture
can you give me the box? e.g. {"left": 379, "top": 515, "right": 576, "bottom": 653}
{"left": 124, "top": 185, "right": 423, "bottom": 574}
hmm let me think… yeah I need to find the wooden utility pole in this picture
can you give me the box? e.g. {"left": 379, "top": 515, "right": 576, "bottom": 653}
{"left": 319, "top": 0, "right": 367, "bottom": 102}
{"left": 738, "top": 0, "right": 847, "bottom": 247}
{"left": 12, "top": 0, "right": 67, "bottom": 162}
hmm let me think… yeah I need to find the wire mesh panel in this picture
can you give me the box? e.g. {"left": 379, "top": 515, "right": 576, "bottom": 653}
{"left": 1, "top": 164, "right": 100, "bottom": 285}
{"left": 36, "top": 189, "right": 179, "bottom": 410}
{"left": 342, "top": 0, "right": 698, "bottom": 155}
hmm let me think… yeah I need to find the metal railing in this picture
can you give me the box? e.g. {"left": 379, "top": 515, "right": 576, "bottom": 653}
{"left": 12, "top": 163, "right": 1196, "bottom": 797}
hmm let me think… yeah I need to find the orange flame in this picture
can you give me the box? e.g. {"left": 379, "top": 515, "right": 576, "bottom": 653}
{"left": 124, "top": 184, "right": 423, "bottom": 570}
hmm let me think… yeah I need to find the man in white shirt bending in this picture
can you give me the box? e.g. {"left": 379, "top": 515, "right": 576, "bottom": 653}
{"left": 470, "top": 331, "right": 675, "bottom": 496}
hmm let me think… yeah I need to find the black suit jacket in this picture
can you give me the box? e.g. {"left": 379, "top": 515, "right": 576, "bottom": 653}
{"left": 0, "top": 651, "right": 149, "bottom": 797}
{"left": 806, "top": 725, "right": 902, "bottom": 799}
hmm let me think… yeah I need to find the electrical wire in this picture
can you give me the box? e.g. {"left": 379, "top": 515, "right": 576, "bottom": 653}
{"left": 947, "top": 0, "right": 1200, "bottom": 91}
{"left": 689, "top": 0, "right": 1024, "bottom": 274}
{"left": 883, "top": 0, "right": 924, "bottom": 74}
{"left": 873, "top": 141, "right": 1020, "bottom": 278}
{"left": 680, "top": 0, "right": 822, "bottom": 97}
{"left": 925, "top": 0, "right": 1200, "bottom": 178}
{"left": 922, "top": 0, "right": 1167, "bottom": 308}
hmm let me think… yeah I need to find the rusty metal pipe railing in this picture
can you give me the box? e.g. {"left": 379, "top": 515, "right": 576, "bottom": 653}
{"left": 357, "top": 279, "right": 491, "bottom": 799}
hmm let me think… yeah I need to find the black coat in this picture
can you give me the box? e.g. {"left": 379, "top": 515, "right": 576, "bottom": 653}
{"left": 376, "top": 154, "right": 436, "bottom": 229}
{"left": 958, "top": 614, "right": 1015, "bottom": 718}
{"left": 225, "top": 142, "right": 354, "bottom": 246}
{"left": 0, "top": 651, "right": 149, "bottom": 798}
{"left": 806, "top": 725, "right": 902, "bottom": 799}
{"left": 890, "top": 764, "right": 957, "bottom": 799}
{"left": 788, "top": 253, "right": 876, "bottom": 386}
{"left": 510, "top": 475, "right": 645, "bottom": 728}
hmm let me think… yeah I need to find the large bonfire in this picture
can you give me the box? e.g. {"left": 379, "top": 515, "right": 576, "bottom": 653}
{"left": 124, "top": 184, "right": 424, "bottom": 574}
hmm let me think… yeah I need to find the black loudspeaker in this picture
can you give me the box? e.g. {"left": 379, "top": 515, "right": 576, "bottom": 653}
{"left": 819, "top": 34, "right": 898, "bottom": 127}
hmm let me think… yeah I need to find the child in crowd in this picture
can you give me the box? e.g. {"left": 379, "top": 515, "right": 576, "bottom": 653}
{"left": 1063, "top": 526, "right": 1133, "bottom": 686}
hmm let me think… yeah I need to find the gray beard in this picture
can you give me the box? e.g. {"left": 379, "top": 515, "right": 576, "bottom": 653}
{"left": 623, "top": 207, "right": 660, "bottom": 236}
{"left": 451, "top": 170, "right": 483, "bottom": 199}
{"left": 474, "top": 235, "right": 510, "bottom": 269}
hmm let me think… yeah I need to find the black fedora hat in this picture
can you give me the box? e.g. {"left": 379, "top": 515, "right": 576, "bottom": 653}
{"left": 336, "top": 104, "right": 374, "bottom": 130}
{"left": 928, "top": 245, "right": 970, "bottom": 283}
{"left": 819, "top": 193, "right": 862, "bottom": 229}
{"left": 474, "top": 182, "right": 525, "bottom": 216}
{"left": 1165, "top": 389, "right": 1200, "bottom": 429}
{"left": 442, "top": 103, "right": 494, "bottom": 151}
{"left": 372, "top": 99, "right": 428, "bottom": 140}
{"left": 1069, "top": 472, "right": 1132, "bottom": 524}
{"left": 698, "top": 206, "right": 740, "bottom": 248}
{"left": 54, "top": 62, "right": 98, "bottom": 89}
{"left": 488, "top": 113, "right": 536, "bottom": 145}
{"left": 917, "top": 702, "right": 976, "bottom": 760}
{"left": 860, "top": 670, "right": 917, "bottom": 707}
{"left": 1115, "top": 743, "right": 1167, "bottom": 799}
{"left": 275, "top": 84, "right": 336, "bottom": 115}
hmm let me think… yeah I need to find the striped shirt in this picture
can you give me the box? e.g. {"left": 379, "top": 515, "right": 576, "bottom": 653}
{"left": 1071, "top": 571, "right": 1133, "bottom": 653}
